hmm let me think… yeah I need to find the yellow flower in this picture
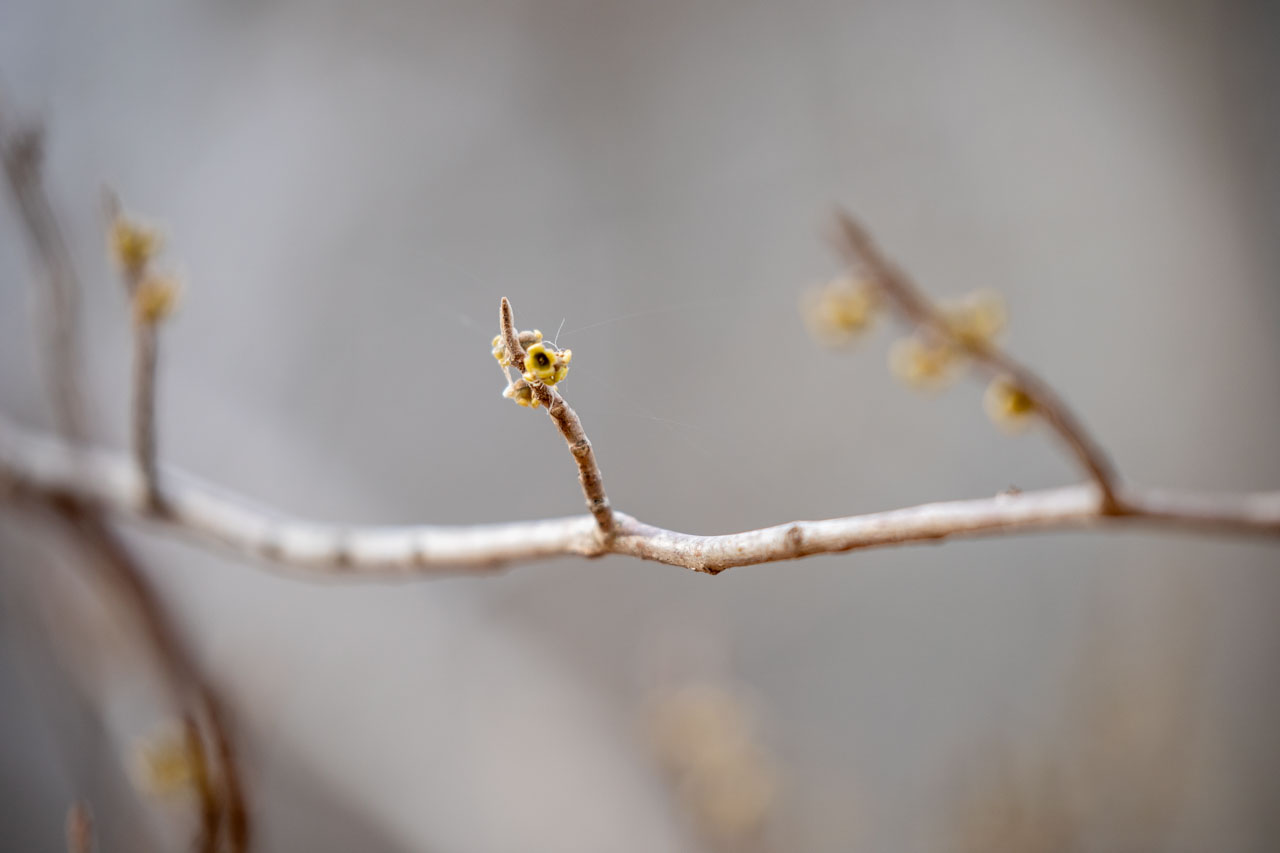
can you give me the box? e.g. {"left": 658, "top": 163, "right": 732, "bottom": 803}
{"left": 110, "top": 217, "right": 163, "bottom": 274}
{"left": 802, "top": 275, "right": 882, "bottom": 346}
{"left": 132, "top": 273, "right": 181, "bottom": 325}
{"left": 984, "top": 375, "right": 1037, "bottom": 431}
{"left": 889, "top": 334, "right": 962, "bottom": 390}
{"left": 522, "top": 341, "right": 572, "bottom": 386}
{"left": 942, "top": 288, "right": 1006, "bottom": 348}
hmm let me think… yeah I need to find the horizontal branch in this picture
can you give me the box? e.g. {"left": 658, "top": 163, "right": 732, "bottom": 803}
{"left": 3, "top": 418, "right": 1277, "bottom": 576}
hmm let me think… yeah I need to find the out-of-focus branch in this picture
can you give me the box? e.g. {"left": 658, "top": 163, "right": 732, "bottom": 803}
{"left": 833, "top": 211, "right": 1124, "bottom": 512}
{"left": 500, "top": 297, "right": 616, "bottom": 537}
{"left": 103, "top": 192, "right": 172, "bottom": 512}
{"left": 1, "top": 110, "right": 247, "bottom": 851}
{"left": 0, "top": 115, "right": 87, "bottom": 441}
{"left": 131, "top": 321, "right": 162, "bottom": 509}
{"left": 3, "top": 418, "right": 1277, "bottom": 575}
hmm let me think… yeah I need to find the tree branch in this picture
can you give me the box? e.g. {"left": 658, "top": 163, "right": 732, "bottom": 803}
{"left": 832, "top": 211, "right": 1124, "bottom": 512}
{"left": 3, "top": 418, "right": 1276, "bottom": 575}
{"left": 500, "top": 296, "right": 615, "bottom": 537}
{"left": 0, "top": 116, "right": 88, "bottom": 441}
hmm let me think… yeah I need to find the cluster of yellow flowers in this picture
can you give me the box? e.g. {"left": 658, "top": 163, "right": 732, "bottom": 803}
{"left": 109, "top": 212, "right": 181, "bottom": 326}
{"left": 649, "top": 683, "right": 776, "bottom": 841}
{"left": 805, "top": 278, "right": 1038, "bottom": 429}
{"left": 491, "top": 328, "right": 572, "bottom": 408}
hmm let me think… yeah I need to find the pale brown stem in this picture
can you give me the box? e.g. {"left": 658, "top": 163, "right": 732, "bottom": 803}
{"left": 3, "top": 419, "right": 1276, "bottom": 576}
{"left": 132, "top": 321, "right": 163, "bottom": 512}
{"left": 64, "top": 801, "right": 94, "bottom": 853}
{"left": 500, "top": 297, "right": 615, "bottom": 537}
{"left": 833, "top": 211, "right": 1123, "bottom": 512}
{"left": 0, "top": 118, "right": 88, "bottom": 441}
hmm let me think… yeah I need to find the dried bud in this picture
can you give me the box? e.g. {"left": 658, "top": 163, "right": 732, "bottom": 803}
{"left": 502, "top": 378, "right": 540, "bottom": 408}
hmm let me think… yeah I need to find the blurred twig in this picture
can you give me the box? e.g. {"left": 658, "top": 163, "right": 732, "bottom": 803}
{"left": 832, "top": 211, "right": 1123, "bottom": 512}
{"left": 0, "top": 114, "right": 87, "bottom": 441}
{"left": 0, "top": 118, "right": 1276, "bottom": 584}
{"left": 1, "top": 108, "right": 248, "bottom": 851}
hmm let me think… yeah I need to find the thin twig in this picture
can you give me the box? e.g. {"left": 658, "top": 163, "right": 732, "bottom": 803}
{"left": 3, "top": 418, "right": 1276, "bottom": 575}
{"left": 103, "top": 190, "right": 166, "bottom": 512}
{"left": 65, "top": 801, "right": 94, "bottom": 853}
{"left": 500, "top": 297, "right": 616, "bottom": 537}
{"left": 832, "top": 211, "right": 1124, "bottom": 512}
{"left": 0, "top": 115, "right": 88, "bottom": 441}
{"left": 131, "top": 321, "right": 163, "bottom": 511}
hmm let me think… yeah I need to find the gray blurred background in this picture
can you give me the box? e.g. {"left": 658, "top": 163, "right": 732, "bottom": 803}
{"left": 2, "top": 0, "right": 1279, "bottom": 850}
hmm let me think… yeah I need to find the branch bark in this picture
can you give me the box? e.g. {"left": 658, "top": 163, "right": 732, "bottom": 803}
{"left": 4, "top": 418, "right": 1276, "bottom": 575}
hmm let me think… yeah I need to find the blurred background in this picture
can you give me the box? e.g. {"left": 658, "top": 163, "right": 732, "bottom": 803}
{"left": 2, "top": 0, "right": 1279, "bottom": 850}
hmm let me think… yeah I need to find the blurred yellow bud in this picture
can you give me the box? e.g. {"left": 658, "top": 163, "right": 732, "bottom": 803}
{"left": 131, "top": 730, "right": 198, "bottom": 798}
{"left": 650, "top": 684, "right": 753, "bottom": 773}
{"left": 984, "top": 375, "right": 1037, "bottom": 431}
{"left": 686, "top": 754, "right": 775, "bottom": 840}
{"left": 942, "top": 288, "right": 1006, "bottom": 348}
{"left": 132, "top": 273, "right": 181, "bottom": 325}
{"left": 802, "top": 275, "right": 882, "bottom": 346}
{"left": 110, "top": 217, "right": 163, "bottom": 274}
{"left": 649, "top": 683, "right": 776, "bottom": 840}
{"left": 889, "top": 334, "right": 962, "bottom": 390}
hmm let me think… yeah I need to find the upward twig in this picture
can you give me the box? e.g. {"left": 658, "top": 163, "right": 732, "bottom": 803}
{"left": 0, "top": 117, "right": 87, "bottom": 441}
{"left": 832, "top": 211, "right": 1124, "bottom": 512}
{"left": 500, "top": 297, "right": 616, "bottom": 539}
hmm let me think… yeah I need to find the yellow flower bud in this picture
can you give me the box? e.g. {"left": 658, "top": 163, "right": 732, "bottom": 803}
{"left": 942, "top": 288, "right": 1006, "bottom": 348}
{"left": 133, "top": 273, "right": 181, "bottom": 325}
{"left": 889, "top": 334, "right": 962, "bottom": 390}
{"left": 802, "top": 275, "right": 882, "bottom": 346}
{"left": 110, "top": 217, "right": 163, "bottom": 274}
{"left": 131, "top": 730, "right": 198, "bottom": 797}
{"left": 984, "top": 375, "right": 1037, "bottom": 431}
